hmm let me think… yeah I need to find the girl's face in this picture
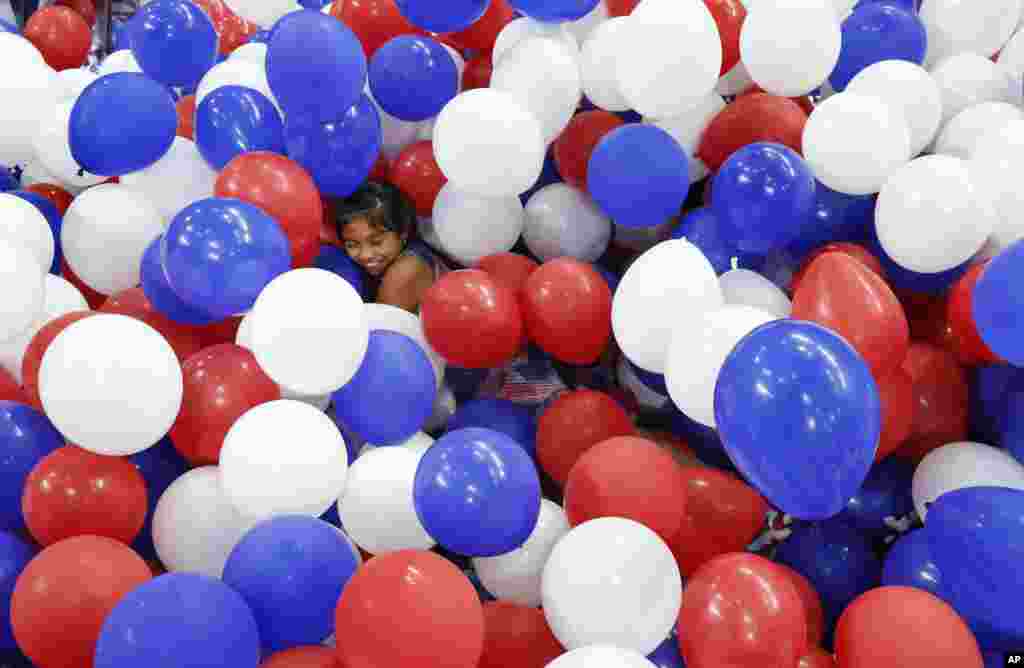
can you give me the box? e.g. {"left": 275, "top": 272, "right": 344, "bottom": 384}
{"left": 341, "top": 217, "right": 405, "bottom": 276}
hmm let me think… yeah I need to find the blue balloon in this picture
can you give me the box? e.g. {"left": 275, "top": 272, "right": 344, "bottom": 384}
{"left": 140, "top": 236, "right": 220, "bottom": 325}
{"left": 0, "top": 19, "right": 16, "bottom": 33}
{"left": 95, "top": 573, "right": 261, "bottom": 668}
{"left": 974, "top": 237, "right": 1024, "bottom": 366}
{"left": 588, "top": 125, "right": 690, "bottom": 229}
{"left": 318, "top": 502, "right": 341, "bottom": 527}
{"left": 413, "top": 427, "right": 541, "bottom": 556}
{"left": 837, "top": 456, "right": 915, "bottom": 535}
{"left": 448, "top": 399, "right": 537, "bottom": 458}
{"left": 394, "top": 0, "right": 488, "bottom": 32}
{"left": 775, "top": 521, "right": 881, "bottom": 628}
{"left": 866, "top": 226, "right": 968, "bottom": 294}
{"left": 70, "top": 72, "right": 177, "bottom": 176}
{"left": 519, "top": 149, "right": 561, "bottom": 207}
{"left": 509, "top": 0, "right": 599, "bottom": 22}
{"left": 788, "top": 181, "right": 875, "bottom": 256}
{"left": 671, "top": 207, "right": 763, "bottom": 275}
{"left": 162, "top": 198, "right": 291, "bottom": 318}
{"left": 668, "top": 408, "right": 737, "bottom": 472}
{"left": 830, "top": 2, "right": 927, "bottom": 91}
{"left": 248, "top": 29, "right": 271, "bottom": 44}
{"left": 997, "top": 373, "right": 1024, "bottom": 464}
{"left": 369, "top": 36, "right": 458, "bottom": 122}
{"left": 855, "top": 0, "right": 918, "bottom": 11}
{"left": 593, "top": 264, "right": 620, "bottom": 293}
{"left": 0, "top": 167, "right": 16, "bottom": 192}
{"left": 0, "top": 402, "right": 64, "bottom": 530}
{"left": 0, "top": 533, "right": 35, "bottom": 650}
{"left": 298, "top": 0, "right": 330, "bottom": 7}
{"left": 194, "top": 85, "right": 285, "bottom": 169}
{"left": 129, "top": 0, "right": 218, "bottom": 89}
{"left": 128, "top": 437, "right": 188, "bottom": 561}
{"left": 313, "top": 244, "right": 366, "bottom": 298}
{"left": 266, "top": 10, "right": 367, "bottom": 123}
{"left": 10, "top": 191, "right": 61, "bottom": 273}
{"left": 445, "top": 366, "right": 491, "bottom": 403}
{"left": 714, "top": 320, "right": 881, "bottom": 519}
{"left": 927, "top": 486, "right": 1024, "bottom": 651}
{"left": 285, "top": 95, "right": 381, "bottom": 197}
{"left": 882, "top": 528, "right": 945, "bottom": 599}
{"left": 984, "top": 651, "right": 1005, "bottom": 668}
{"left": 972, "top": 364, "right": 1021, "bottom": 446}
{"left": 712, "top": 142, "right": 817, "bottom": 254}
{"left": 331, "top": 330, "right": 436, "bottom": 445}
{"left": 647, "top": 635, "right": 686, "bottom": 668}
{"left": 223, "top": 516, "right": 359, "bottom": 652}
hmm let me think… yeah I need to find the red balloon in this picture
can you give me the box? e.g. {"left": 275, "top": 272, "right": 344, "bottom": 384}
{"left": 479, "top": 602, "right": 564, "bottom": 668}
{"left": 334, "top": 0, "right": 419, "bottom": 57}
{"left": 23, "top": 7, "right": 92, "bottom": 70}
{"left": 476, "top": 252, "right": 539, "bottom": 297}
{"left": 696, "top": 93, "right": 808, "bottom": 171}
{"left": 536, "top": 389, "right": 635, "bottom": 485}
{"left": 195, "top": 315, "right": 244, "bottom": 347}
{"left": 835, "top": 587, "right": 983, "bottom": 668}
{"left": 261, "top": 646, "right": 341, "bottom": 667}
{"left": 446, "top": 0, "right": 514, "bottom": 51}
{"left": 773, "top": 561, "right": 826, "bottom": 650}
{"left": 744, "top": 85, "right": 816, "bottom": 116}
{"left": 791, "top": 242, "right": 885, "bottom": 293}
{"left": 176, "top": 94, "right": 196, "bottom": 140}
{"left": 565, "top": 436, "right": 687, "bottom": 541}
{"left": 521, "top": 258, "right": 611, "bottom": 365}
{"left": 22, "top": 311, "right": 95, "bottom": 410}
{"left": 368, "top": 152, "right": 391, "bottom": 182}
{"left": 606, "top": 0, "right": 640, "bottom": 15}
{"left": 462, "top": 53, "right": 493, "bottom": 91}
{"left": 0, "top": 367, "right": 28, "bottom": 404}
{"left": 552, "top": 111, "right": 625, "bottom": 190}
{"left": 100, "top": 288, "right": 206, "bottom": 362}
{"left": 55, "top": 0, "right": 96, "bottom": 26}
{"left": 792, "top": 252, "right": 910, "bottom": 377}
{"left": 11, "top": 536, "right": 152, "bottom": 668}
{"left": 334, "top": 550, "right": 485, "bottom": 668}
{"left": 899, "top": 290, "right": 956, "bottom": 353}
{"left": 170, "top": 344, "right": 281, "bottom": 466}
{"left": 635, "top": 428, "right": 700, "bottom": 466}
{"left": 390, "top": 141, "right": 448, "bottom": 218}
{"left": 946, "top": 261, "right": 1001, "bottom": 366}
{"left": 25, "top": 183, "right": 74, "bottom": 216}
{"left": 216, "top": 152, "right": 325, "bottom": 268}
{"left": 678, "top": 553, "right": 808, "bottom": 668}
{"left": 704, "top": 0, "right": 746, "bottom": 75}
{"left": 898, "top": 343, "right": 968, "bottom": 461}
{"left": 667, "top": 466, "right": 769, "bottom": 577}
{"left": 421, "top": 270, "right": 524, "bottom": 369}
{"left": 60, "top": 259, "right": 106, "bottom": 309}
{"left": 801, "top": 648, "right": 837, "bottom": 668}
{"left": 875, "top": 368, "right": 914, "bottom": 460}
{"left": 219, "top": 11, "right": 257, "bottom": 55}
{"left": 23, "top": 445, "right": 147, "bottom": 547}
{"left": 191, "top": 0, "right": 227, "bottom": 32}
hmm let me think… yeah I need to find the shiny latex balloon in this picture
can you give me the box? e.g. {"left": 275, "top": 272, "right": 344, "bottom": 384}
{"left": 175, "top": 94, "right": 196, "bottom": 139}
{"left": 24, "top": 182, "right": 73, "bottom": 216}
{"left": 0, "top": 368, "right": 28, "bottom": 404}
{"left": 331, "top": 0, "right": 417, "bottom": 58}
{"left": 389, "top": 140, "right": 447, "bottom": 218}
{"left": 394, "top": 0, "right": 488, "bottom": 32}
{"left": 536, "top": 389, "right": 635, "bottom": 485}
{"left": 261, "top": 646, "right": 340, "bottom": 668}
{"left": 792, "top": 252, "right": 909, "bottom": 377}
{"left": 552, "top": 111, "right": 624, "bottom": 191}
{"left": 22, "top": 445, "right": 147, "bottom": 547}
{"left": 448, "top": 0, "right": 514, "bottom": 51}
{"left": 448, "top": 399, "right": 536, "bottom": 458}
{"left": 678, "top": 553, "right": 807, "bottom": 668}
{"left": 478, "top": 602, "right": 564, "bottom": 668}
{"left": 946, "top": 262, "right": 1001, "bottom": 366}
{"left": 0, "top": 531, "right": 35, "bottom": 651}
{"left": 899, "top": 343, "right": 968, "bottom": 460}
{"left": 801, "top": 648, "right": 838, "bottom": 668}
{"left": 23, "top": 6, "right": 92, "bottom": 70}
{"left": 462, "top": 52, "right": 492, "bottom": 90}
{"left": 834, "top": 586, "right": 983, "bottom": 668}
{"left": 334, "top": 550, "right": 485, "bottom": 668}
{"left": 696, "top": 93, "right": 808, "bottom": 172}
{"left": 774, "top": 561, "right": 827, "bottom": 651}
{"left": 704, "top": 0, "right": 745, "bottom": 75}
{"left": 715, "top": 320, "right": 881, "bottom": 519}
{"left": 194, "top": 85, "right": 285, "bottom": 170}
{"left": 666, "top": 465, "right": 768, "bottom": 577}
{"left": 829, "top": 2, "right": 927, "bottom": 91}
{"left": 126, "top": 437, "right": 187, "bottom": 561}
{"left": 0, "top": 402, "right": 65, "bottom": 530}
{"left": 521, "top": 258, "right": 612, "bottom": 365}
{"left": 476, "top": 252, "right": 539, "bottom": 297}
{"left": 790, "top": 243, "right": 884, "bottom": 295}
{"left": 912, "top": 441, "right": 1024, "bottom": 521}
{"left": 20, "top": 311, "right": 95, "bottom": 410}
{"left": 369, "top": 35, "right": 457, "bottom": 123}
{"left": 881, "top": 529, "right": 945, "bottom": 600}
{"left": 838, "top": 455, "right": 914, "bottom": 534}
{"left": 973, "top": 238, "right": 1024, "bottom": 367}
{"left": 671, "top": 208, "right": 761, "bottom": 276}
{"left": 99, "top": 286, "right": 208, "bottom": 362}
{"left": 129, "top": 0, "right": 218, "bottom": 89}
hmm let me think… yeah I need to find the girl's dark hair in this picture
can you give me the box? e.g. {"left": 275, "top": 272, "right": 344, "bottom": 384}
{"left": 334, "top": 181, "right": 417, "bottom": 239}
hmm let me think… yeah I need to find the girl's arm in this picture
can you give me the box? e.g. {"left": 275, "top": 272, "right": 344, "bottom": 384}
{"left": 376, "top": 255, "right": 435, "bottom": 313}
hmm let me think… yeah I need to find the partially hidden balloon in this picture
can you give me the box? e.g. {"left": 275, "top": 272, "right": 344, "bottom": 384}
{"left": 0, "top": 401, "right": 65, "bottom": 530}
{"left": 129, "top": 0, "right": 218, "bottom": 89}
{"left": 882, "top": 529, "right": 945, "bottom": 600}
{"left": 369, "top": 35, "right": 458, "bottom": 122}
{"left": 394, "top": 0, "right": 488, "bottom": 32}
{"left": 697, "top": 93, "right": 808, "bottom": 172}
{"left": 331, "top": 0, "right": 417, "bottom": 57}
{"left": 838, "top": 455, "right": 915, "bottom": 535}
{"left": 194, "top": 85, "right": 285, "bottom": 169}
{"left": 974, "top": 237, "right": 1024, "bottom": 367}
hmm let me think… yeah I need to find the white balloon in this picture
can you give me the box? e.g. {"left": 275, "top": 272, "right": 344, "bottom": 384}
{"left": 279, "top": 384, "right": 332, "bottom": 411}
{"left": 0, "top": 62, "right": 58, "bottom": 167}
{"left": 665, "top": 304, "right": 775, "bottom": 427}
{"left": 223, "top": 0, "right": 293, "bottom": 26}
{"left": 338, "top": 447, "right": 434, "bottom": 555}
{"left": 566, "top": 0, "right": 609, "bottom": 44}
{"left": 196, "top": 59, "right": 279, "bottom": 112}
{"left": 39, "top": 314, "right": 183, "bottom": 455}
{"left": 545, "top": 646, "right": 658, "bottom": 668}
{"left": 914, "top": 442, "right": 1024, "bottom": 520}
{"left": 0, "top": 274, "right": 87, "bottom": 382}
{"left": 98, "top": 49, "right": 143, "bottom": 76}
{"left": 433, "top": 89, "right": 545, "bottom": 198}
{"left": 0, "top": 193, "right": 55, "bottom": 272}
{"left": 933, "top": 102, "right": 1024, "bottom": 159}
{"left": 432, "top": 183, "right": 525, "bottom": 265}
{"left": 920, "top": 0, "right": 1023, "bottom": 67}
{"left": 998, "top": 28, "right": 1024, "bottom": 76}
{"left": 364, "top": 303, "right": 445, "bottom": 388}
{"left": 846, "top": 60, "right": 943, "bottom": 156}
{"left": 230, "top": 42, "right": 268, "bottom": 66}
{"left": 17, "top": 160, "right": 84, "bottom": 194}
{"left": 220, "top": 400, "right": 349, "bottom": 518}
{"left": 367, "top": 87, "right": 425, "bottom": 160}
{"left": 473, "top": 499, "right": 569, "bottom": 606}
{"left": 32, "top": 101, "right": 106, "bottom": 189}
{"left": 615, "top": 5, "right": 723, "bottom": 119}
{"left": 542, "top": 517, "right": 682, "bottom": 654}
{"left": 524, "top": 184, "right": 611, "bottom": 263}
{"left": 54, "top": 68, "right": 99, "bottom": 103}
{"left": 971, "top": 120, "right": 1024, "bottom": 254}
{"left": 248, "top": 268, "right": 369, "bottom": 396}
{"left": 0, "top": 240, "right": 45, "bottom": 343}
{"left": 120, "top": 138, "right": 218, "bottom": 222}
{"left": 0, "top": 33, "right": 46, "bottom": 68}
{"left": 359, "top": 430, "right": 435, "bottom": 458}
{"left": 876, "top": 155, "right": 994, "bottom": 273}
{"left": 617, "top": 356, "right": 671, "bottom": 412}
{"left": 492, "top": 37, "right": 582, "bottom": 144}
{"left": 612, "top": 239, "right": 723, "bottom": 373}
{"left": 493, "top": 17, "right": 579, "bottom": 66}
{"left": 719, "top": 268, "right": 792, "bottom": 317}
{"left": 803, "top": 92, "right": 911, "bottom": 195}
{"left": 930, "top": 53, "right": 1016, "bottom": 124}
{"left": 644, "top": 92, "right": 725, "bottom": 182}
{"left": 580, "top": 17, "right": 631, "bottom": 112}
{"left": 61, "top": 184, "right": 165, "bottom": 295}
{"left": 152, "top": 466, "right": 259, "bottom": 577}
{"left": 716, "top": 60, "right": 756, "bottom": 97}
{"left": 740, "top": 1, "right": 841, "bottom": 96}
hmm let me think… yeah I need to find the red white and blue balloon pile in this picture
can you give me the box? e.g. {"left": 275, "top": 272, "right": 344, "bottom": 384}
{"left": 2, "top": 0, "right": 1024, "bottom": 666}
